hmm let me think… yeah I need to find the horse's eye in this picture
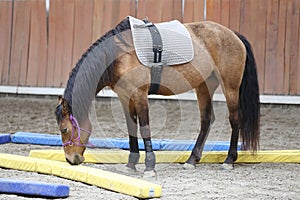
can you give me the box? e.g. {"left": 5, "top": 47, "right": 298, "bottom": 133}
{"left": 61, "top": 128, "right": 68, "bottom": 134}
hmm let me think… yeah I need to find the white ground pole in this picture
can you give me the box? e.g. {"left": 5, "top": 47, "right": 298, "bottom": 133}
{"left": 1, "top": 86, "right": 300, "bottom": 105}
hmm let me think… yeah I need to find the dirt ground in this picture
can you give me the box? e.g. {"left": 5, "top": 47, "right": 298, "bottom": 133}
{"left": 0, "top": 95, "right": 299, "bottom": 199}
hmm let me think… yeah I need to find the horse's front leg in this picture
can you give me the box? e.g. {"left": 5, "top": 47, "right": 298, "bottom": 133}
{"left": 133, "top": 94, "right": 156, "bottom": 174}
{"left": 120, "top": 97, "right": 140, "bottom": 171}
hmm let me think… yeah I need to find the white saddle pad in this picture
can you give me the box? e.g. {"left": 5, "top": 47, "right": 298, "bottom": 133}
{"left": 129, "top": 16, "right": 194, "bottom": 67}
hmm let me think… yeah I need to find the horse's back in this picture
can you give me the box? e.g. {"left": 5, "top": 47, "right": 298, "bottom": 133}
{"left": 184, "top": 21, "right": 239, "bottom": 42}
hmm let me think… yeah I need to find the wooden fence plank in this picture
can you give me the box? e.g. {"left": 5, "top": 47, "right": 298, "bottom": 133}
{"left": 136, "top": 0, "right": 146, "bottom": 19}
{"left": 100, "top": 0, "right": 131, "bottom": 34}
{"left": 247, "top": 0, "right": 256, "bottom": 50}
{"left": 110, "top": 0, "right": 122, "bottom": 27}
{"left": 229, "top": 0, "right": 240, "bottom": 32}
{"left": 220, "top": 0, "right": 230, "bottom": 27}
{"left": 183, "top": 0, "right": 194, "bottom": 22}
{"left": 27, "top": 0, "right": 47, "bottom": 87}
{"left": 162, "top": 0, "right": 174, "bottom": 21}
{"left": 61, "top": 0, "right": 75, "bottom": 87}
{"left": 172, "top": 0, "right": 183, "bottom": 21}
{"left": 149, "top": 0, "right": 163, "bottom": 22}
{"left": 53, "top": 0, "right": 65, "bottom": 87}
{"left": 118, "top": 0, "right": 135, "bottom": 21}
{"left": 250, "top": 0, "right": 267, "bottom": 93}
{"left": 101, "top": 0, "right": 113, "bottom": 35}
{"left": 206, "top": 0, "right": 221, "bottom": 23}
{"left": 264, "top": 0, "right": 280, "bottom": 94}
{"left": 283, "top": 0, "right": 293, "bottom": 94}
{"left": 46, "top": 0, "right": 57, "bottom": 86}
{"left": 206, "top": 0, "right": 214, "bottom": 21}
{"left": 132, "top": 0, "right": 181, "bottom": 23}
{"left": 193, "top": 0, "right": 204, "bottom": 22}
{"left": 47, "top": 0, "right": 75, "bottom": 87}
{"left": 296, "top": 1, "right": 300, "bottom": 94}
{"left": 183, "top": 0, "right": 205, "bottom": 23}
{"left": 275, "top": 0, "right": 287, "bottom": 94}
{"left": 289, "top": 0, "right": 300, "bottom": 94}
{"left": 239, "top": 0, "right": 251, "bottom": 36}
{"left": 9, "top": 0, "right": 31, "bottom": 86}
{"left": 0, "top": 1, "right": 12, "bottom": 85}
{"left": 137, "top": 0, "right": 163, "bottom": 23}
{"left": 129, "top": 0, "right": 137, "bottom": 18}
{"left": 27, "top": 0, "right": 38, "bottom": 86}
{"left": 36, "top": 0, "right": 48, "bottom": 87}
{"left": 92, "top": 0, "right": 104, "bottom": 42}
{"left": 72, "top": 0, "right": 93, "bottom": 68}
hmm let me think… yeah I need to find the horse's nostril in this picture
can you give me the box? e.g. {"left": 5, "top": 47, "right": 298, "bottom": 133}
{"left": 66, "top": 155, "right": 83, "bottom": 165}
{"left": 73, "top": 154, "right": 83, "bottom": 165}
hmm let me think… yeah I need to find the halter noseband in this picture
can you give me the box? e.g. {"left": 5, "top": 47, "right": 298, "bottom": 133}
{"left": 62, "top": 114, "right": 94, "bottom": 147}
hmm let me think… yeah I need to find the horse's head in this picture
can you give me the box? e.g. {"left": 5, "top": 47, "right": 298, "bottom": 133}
{"left": 55, "top": 96, "right": 90, "bottom": 165}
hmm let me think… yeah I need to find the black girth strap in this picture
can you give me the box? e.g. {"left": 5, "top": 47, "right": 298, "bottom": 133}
{"left": 143, "top": 19, "right": 163, "bottom": 95}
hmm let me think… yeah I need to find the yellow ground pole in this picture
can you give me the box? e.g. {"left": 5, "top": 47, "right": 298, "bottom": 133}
{"left": 0, "top": 153, "right": 162, "bottom": 199}
{"left": 29, "top": 149, "right": 300, "bottom": 163}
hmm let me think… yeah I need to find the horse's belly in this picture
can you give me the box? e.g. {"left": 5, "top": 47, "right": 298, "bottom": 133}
{"left": 158, "top": 63, "right": 213, "bottom": 95}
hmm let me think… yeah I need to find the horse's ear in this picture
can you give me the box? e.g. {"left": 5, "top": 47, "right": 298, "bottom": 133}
{"left": 58, "top": 95, "right": 63, "bottom": 105}
{"left": 58, "top": 96, "right": 70, "bottom": 115}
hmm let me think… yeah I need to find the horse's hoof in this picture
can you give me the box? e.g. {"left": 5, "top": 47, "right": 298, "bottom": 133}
{"left": 182, "top": 163, "right": 196, "bottom": 170}
{"left": 126, "top": 166, "right": 137, "bottom": 174}
{"left": 220, "top": 163, "right": 234, "bottom": 170}
{"left": 143, "top": 170, "right": 157, "bottom": 179}
{"left": 126, "top": 163, "right": 137, "bottom": 172}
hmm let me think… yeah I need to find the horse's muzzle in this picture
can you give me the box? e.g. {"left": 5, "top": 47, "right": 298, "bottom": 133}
{"left": 66, "top": 154, "right": 84, "bottom": 165}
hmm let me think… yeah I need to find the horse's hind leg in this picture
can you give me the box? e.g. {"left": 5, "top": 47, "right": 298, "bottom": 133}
{"left": 184, "top": 75, "right": 218, "bottom": 169}
{"left": 222, "top": 89, "right": 240, "bottom": 170}
{"left": 120, "top": 97, "right": 140, "bottom": 171}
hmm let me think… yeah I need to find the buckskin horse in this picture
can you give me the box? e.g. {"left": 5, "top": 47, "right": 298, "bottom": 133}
{"left": 55, "top": 16, "right": 260, "bottom": 174}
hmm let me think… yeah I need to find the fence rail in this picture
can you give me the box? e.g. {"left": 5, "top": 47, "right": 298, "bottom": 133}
{"left": 0, "top": 0, "right": 299, "bottom": 95}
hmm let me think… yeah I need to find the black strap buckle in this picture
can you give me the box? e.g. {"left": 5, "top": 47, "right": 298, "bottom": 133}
{"left": 153, "top": 47, "right": 162, "bottom": 63}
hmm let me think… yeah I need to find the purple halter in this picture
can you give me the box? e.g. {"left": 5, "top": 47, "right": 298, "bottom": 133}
{"left": 62, "top": 114, "right": 94, "bottom": 147}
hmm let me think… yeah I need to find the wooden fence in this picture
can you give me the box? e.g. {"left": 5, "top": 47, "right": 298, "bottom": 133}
{"left": 0, "top": 0, "right": 299, "bottom": 95}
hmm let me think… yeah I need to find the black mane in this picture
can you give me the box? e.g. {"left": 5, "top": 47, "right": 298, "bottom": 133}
{"left": 64, "top": 17, "right": 130, "bottom": 112}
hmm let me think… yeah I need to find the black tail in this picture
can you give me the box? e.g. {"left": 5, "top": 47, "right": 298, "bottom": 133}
{"left": 235, "top": 32, "right": 260, "bottom": 152}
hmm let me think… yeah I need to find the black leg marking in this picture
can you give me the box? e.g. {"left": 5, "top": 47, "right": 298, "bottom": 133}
{"left": 143, "top": 138, "right": 156, "bottom": 171}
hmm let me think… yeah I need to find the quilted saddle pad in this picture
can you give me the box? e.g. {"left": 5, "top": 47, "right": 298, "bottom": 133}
{"left": 129, "top": 16, "right": 194, "bottom": 67}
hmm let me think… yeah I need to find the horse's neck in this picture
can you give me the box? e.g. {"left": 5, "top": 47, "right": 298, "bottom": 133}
{"left": 95, "top": 65, "right": 113, "bottom": 93}
{"left": 65, "top": 21, "right": 131, "bottom": 123}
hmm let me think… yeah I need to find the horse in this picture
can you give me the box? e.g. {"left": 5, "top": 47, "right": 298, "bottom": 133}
{"left": 55, "top": 17, "right": 260, "bottom": 174}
